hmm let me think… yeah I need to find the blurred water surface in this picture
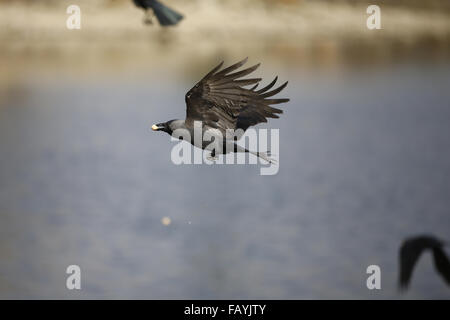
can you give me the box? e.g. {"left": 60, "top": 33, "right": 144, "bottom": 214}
{"left": 0, "top": 62, "right": 449, "bottom": 299}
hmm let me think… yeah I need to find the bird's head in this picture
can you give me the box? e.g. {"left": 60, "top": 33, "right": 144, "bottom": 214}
{"left": 151, "top": 120, "right": 176, "bottom": 135}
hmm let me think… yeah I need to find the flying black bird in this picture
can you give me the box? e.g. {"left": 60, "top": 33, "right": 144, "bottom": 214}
{"left": 151, "top": 58, "right": 289, "bottom": 163}
{"left": 132, "top": 0, "right": 183, "bottom": 26}
{"left": 399, "top": 235, "right": 450, "bottom": 290}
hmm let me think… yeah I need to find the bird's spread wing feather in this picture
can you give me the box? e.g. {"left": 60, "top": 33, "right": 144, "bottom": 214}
{"left": 399, "top": 235, "right": 448, "bottom": 289}
{"left": 432, "top": 247, "right": 450, "bottom": 285}
{"left": 399, "top": 239, "right": 426, "bottom": 289}
{"left": 185, "top": 58, "right": 289, "bottom": 137}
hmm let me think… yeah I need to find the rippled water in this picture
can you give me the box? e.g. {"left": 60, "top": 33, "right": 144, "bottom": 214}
{"left": 0, "top": 63, "right": 449, "bottom": 299}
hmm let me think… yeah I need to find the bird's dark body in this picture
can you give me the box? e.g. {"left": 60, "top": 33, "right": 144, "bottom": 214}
{"left": 132, "top": 0, "right": 149, "bottom": 9}
{"left": 151, "top": 58, "right": 289, "bottom": 163}
{"left": 399, "top": 235, "right": 450, "bottom": 290}
{"left": 132, "top": 0, "right": 183, "bottom": 26}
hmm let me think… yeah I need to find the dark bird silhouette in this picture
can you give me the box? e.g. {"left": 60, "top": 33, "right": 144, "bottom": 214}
{"left": 151, "top": 58, "right": 289, "bottom": 163}
{"left": 399, "top": 235, "right": 450, "bottom": 290}
{"left": 132, "top": 0, "right": 183, "bottom": 26}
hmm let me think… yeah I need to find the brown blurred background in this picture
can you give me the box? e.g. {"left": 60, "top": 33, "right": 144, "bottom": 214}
{"left": 1, "top": 0, "right": 450, "bottom": 83}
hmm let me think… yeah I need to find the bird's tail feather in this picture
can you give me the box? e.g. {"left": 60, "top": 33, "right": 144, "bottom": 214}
{"left": 152, "top": 0, "right": 183, "bottom": 26}
{"left": 249, "top": 150, "right": 277, "bottom": 164}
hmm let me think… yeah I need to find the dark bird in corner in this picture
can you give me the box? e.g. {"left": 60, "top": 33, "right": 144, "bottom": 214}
{"left": 399, "top": 234, "right": 450, "bottom": 290}
{"left": 151, "top": 58, "right": 289, "bottom": 163}
{"left": 132, "top": 0, "right": 183, "bottom": 26}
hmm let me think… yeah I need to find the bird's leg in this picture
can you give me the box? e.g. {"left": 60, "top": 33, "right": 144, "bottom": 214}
{"left": 206, "top": 150, "right": 219, "bottom": 162}
{"left": 143, "top": 9, "right": 153, "bottom": 25}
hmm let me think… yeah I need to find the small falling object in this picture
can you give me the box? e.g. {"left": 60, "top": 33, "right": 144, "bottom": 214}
{"left": 161, "top": 217, "right": 171, "bottom": 226}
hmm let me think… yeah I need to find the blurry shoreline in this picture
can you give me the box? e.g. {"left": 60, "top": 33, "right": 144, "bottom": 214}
{"left": 1, "top": 0, "right": 450, "bottom": 82}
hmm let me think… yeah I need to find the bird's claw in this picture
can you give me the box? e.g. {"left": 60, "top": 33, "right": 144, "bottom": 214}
{"left": 143, "top": 10, "right": 154, "bottom": 25}
{"left": 143, "top": 17, "right": 153, "bottom": 25}
{"left": 206, "top": 155, "right": 219, "bottom": 162}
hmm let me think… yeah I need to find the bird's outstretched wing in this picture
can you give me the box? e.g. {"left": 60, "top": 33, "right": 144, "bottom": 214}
{"left": 399, "top": 235, "right": 446, "bottom": 290}
{"left": 432, "top": 247, "right": 450, "bottom": 285}
{"left": 185, "top": 58, "right": 289, "bottom": 137}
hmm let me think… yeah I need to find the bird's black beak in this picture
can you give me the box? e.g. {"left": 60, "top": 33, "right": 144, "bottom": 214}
{"left": 151, "top": 123, "right": 165, "bottom": 131}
